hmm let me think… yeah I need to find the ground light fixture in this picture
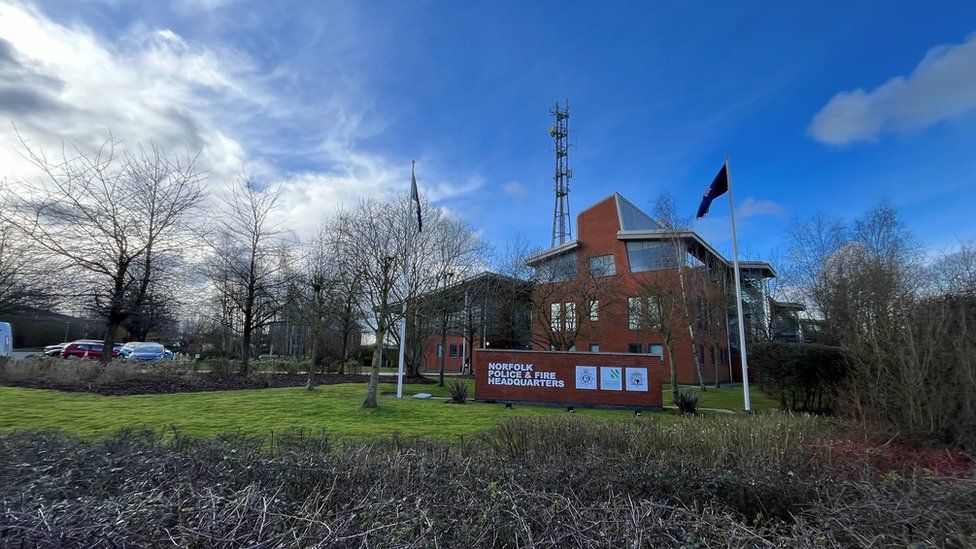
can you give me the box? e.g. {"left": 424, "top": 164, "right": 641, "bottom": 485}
{"left": 567, "top": 406, "right": 575, "bottom": 413}
{"left": 505, "top": 403, "right": 512, "bottom": 409}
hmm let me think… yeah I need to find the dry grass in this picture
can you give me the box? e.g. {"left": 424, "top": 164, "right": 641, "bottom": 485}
{"left": 0, "top": 415, "right": 972, "bottom": 547}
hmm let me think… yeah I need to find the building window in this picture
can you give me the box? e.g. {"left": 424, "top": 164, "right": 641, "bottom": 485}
{"left": 550, "top": 302, "right": 562, "bottom": 331}
{"left": 710, "top": 346, "right": 715, "bottom": 365}
{"left": 437, "top": 344, "right": 443, "bottom": 358}
{"left": 648, "top": 344, "right": 664, "bottom": 356}
{"left": 628, "top": 343, "right": 642, "bottom": 353}
{"left": 629, "top": 296, "right": 660, "bottom": 330}
{"left": 567, "top": 344, "right": 576, "bottom": 351}
{"left": 588, "top": 254, "right": 616, "bottom": 277}
{"left": 565, "top": 302, "right": 577, "bottom": 331}
{"left": 536, "top": 252, "right": 577, "bottom": 282}
{"left": 647, "top": 297, "right": 661, "bottom": 328}
{"left": 697, "top": 298, "right": 710, "bottom": 331}
{"left": 589, "top": 343, "right": 600, "bottom": 352}
{"left": 628, "top": 297, "right": 642, "bottom": 330}
{"left": 626, "top": 241, "right": 679, "bottom": 272}
{"left": 449, "top": 344, "right": 458, "bottom": 358}
{"left": 589, "top": 300, "right": 600, "bottom": 322}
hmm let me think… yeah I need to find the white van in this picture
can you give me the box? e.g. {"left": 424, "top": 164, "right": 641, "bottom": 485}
{"left": 0, "top": 322, "right": 12, "bottom": 357}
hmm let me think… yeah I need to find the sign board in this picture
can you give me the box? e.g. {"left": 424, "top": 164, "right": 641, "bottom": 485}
{"left": 475, "top": 349, "right": 662, "bottom": 409}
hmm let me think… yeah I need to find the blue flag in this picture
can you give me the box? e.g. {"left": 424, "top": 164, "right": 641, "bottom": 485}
{"left": 410, "top": 163, "right": 422, "bottom": 232}
{"left": 696, "top": 164, "right": 729, "bottom": 219}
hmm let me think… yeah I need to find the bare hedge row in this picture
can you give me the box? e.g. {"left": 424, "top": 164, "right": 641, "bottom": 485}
{"left": 1, "top": 415, "right": 973, "bottom": 547}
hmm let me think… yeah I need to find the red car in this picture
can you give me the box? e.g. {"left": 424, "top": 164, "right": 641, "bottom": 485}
{"left": 60, "top": 340, "right": 121, "bottom": 360}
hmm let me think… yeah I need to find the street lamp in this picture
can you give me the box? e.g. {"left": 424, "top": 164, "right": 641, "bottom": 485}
{"left": 438, "top": 270, "right": 455, "bottom": 387}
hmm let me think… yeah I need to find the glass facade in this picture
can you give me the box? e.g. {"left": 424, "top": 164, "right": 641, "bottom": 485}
{"left": 626, "top": 241, "right": 679, "bottom": 272}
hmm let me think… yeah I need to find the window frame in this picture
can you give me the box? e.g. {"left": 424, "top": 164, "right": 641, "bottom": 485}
{"left": 588, "top": 254, "right": 617, "bottom": 277}
{"left": 564, "top": 301, "right": 577, "bottom": 331}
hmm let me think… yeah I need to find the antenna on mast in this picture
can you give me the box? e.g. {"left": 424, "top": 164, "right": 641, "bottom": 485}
{"left": 550, "top": 99, "right": 572, "bottom": 247}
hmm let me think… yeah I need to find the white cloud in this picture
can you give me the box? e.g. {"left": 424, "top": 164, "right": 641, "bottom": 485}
{"left": 0, "top": 1, "right": 257, "bottom": 184}
{"left": 503, "top": 180, "right": 526, "bottom": 197}
{"left": 0, "top": 1, "right": 478, "bottom": 238}
{"left": 737, "top": 197, "right": 786, "bottom": 219}
{"left": 809, "top": 32, "right": 976, "bottom": 144}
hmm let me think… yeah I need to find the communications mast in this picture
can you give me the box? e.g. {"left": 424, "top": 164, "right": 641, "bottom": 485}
{"left": 550, "top": 100, "right": 572, "bottom": 247}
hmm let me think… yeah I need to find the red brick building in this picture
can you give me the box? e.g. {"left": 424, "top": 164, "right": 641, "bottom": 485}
{"left": 525, "top": 193, "right": 761, "bottom": 385}
{"left": 419, "top": 272, "right": 532, "bottom": 374}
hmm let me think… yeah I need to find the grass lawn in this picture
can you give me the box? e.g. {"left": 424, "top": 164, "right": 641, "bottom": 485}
{"left": 398, "top": 377, "right": 778, "bottom": 411}
{"left": 663, "top": 383, "right": 779, "bottom": 410}
{"left": 0, "top": 383, "right": 659, "bottom": 440}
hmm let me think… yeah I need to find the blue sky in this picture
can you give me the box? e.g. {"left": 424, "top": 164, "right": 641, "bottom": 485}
{"left": 2, "top": 0, "right": 975, "bottom": 261}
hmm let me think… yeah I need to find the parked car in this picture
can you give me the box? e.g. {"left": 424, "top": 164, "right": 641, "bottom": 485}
{"left": 127, "top": 343, "right": 174, "bottom": 362}
{"left": 0, "top": 322, "right": 12, "bottom": 357}
{"left": 60, "top": 340, "right": 120, "bottom": 360}
{"left": 44, "top": 343, "right": 69, "bottom": 357}
{"left": 119, "top": 342, "right": 147, "bottom": 358}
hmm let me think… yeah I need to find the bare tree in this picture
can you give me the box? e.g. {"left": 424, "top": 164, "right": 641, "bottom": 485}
{"left": 652, "top": 192, "right": 707, "bottom": 389}
{"left": 2, "top": 139, "right": 205, "bottom": 363}
{"left": 786, "top": 202, "right": 975, "bottom": 448}
{"left": 333, "top": 199, "right": 404, "bottom": 408}
{"left": 630, "top": 273, "right": 686, "bottom": 403}
{"left": 528, "top": 251, "right": 618, "bottom": 351}
{"left": 294, "top": 224, "right": 342, "bottom": 389}
{"left": 202, "top": 173, "right": 292, "bottom": 376}
{"left": 0, "top": 180, "right": 51, "bottom": 315}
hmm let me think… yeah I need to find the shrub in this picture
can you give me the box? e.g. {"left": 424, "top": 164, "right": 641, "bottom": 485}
{"left": 673, "top": 389, "right": 699, "bottom": 415}
{"left": 751, "top": 342, "right": 848, "bottom": 413}
{"left": 0, "top": 356, "right": 198, "bottom": 385}
{"left": 267, "top": 358, "right": 304, "bottom": 375}
{"left": 1, "top": 418, "right": 972, "bottom": 547}
{"left": 343, "top": 358, "right": 363, "bottom": 375}
{"left": 448, "top": 379, "right": 468, "bottom": 404}
{"left": 205, "top": 357, "right": 237, "bottom": 377}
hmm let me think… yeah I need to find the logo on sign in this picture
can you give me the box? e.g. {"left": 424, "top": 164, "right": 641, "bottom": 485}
{"left": 626, "top": 367, "right": 648, "bottom": 392}
{"left": 600, "top": 366, "right": 623, "bottom": 391}
{"left": 575, "top": 366, "right": 597, "bottom": 390}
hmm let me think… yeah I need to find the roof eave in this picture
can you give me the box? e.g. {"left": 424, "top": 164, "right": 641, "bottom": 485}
{"left": 616, "top": 229, "right": 730, "bottom": 267}
{"left": 524, "top": 240, "right": 581, "bottom": 266}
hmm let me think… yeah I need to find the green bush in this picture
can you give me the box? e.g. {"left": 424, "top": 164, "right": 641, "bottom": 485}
{"left": 751, "top": 342, "right": 848, "bottom": 413}
{"left": 204, "top": 357, "right": 237, "bottom": 377}
{"left": 673, "top": 390, "right": 699, "bottom": 415}
{"left": 448, "top": 379, "right": 468, "bottom": 404}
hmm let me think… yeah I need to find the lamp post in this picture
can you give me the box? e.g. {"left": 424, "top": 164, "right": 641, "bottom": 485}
{"left": 64, "top": 321, "right": 70, "bottom": 342}
{"left": 438, "top": 270, "right": 454, "bottom": 387}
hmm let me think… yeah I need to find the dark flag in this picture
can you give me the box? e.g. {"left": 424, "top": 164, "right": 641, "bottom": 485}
{"left": 410, "top": 162, "right": 422, "bottom": 232}
{"left": 695, "top": 163, "right": 729, "bottom": 219}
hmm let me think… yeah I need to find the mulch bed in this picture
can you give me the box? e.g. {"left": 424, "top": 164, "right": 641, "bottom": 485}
{"left": 0, "top": 373, "right": 436, "bottom": 396}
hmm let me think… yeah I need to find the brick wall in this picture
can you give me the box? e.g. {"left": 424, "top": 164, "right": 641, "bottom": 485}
{"left": 474, "top": 348, "right": 663, "bottom": 409}
{"left": 422, "top": 334, "right": 472, "bottom": 373}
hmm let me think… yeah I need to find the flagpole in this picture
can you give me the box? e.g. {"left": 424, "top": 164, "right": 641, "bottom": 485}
{"left": 395, "top": 161, "right": 415, "bottom": 399}
{"left": 725, "top": 154, "right": 752, "bottom": 411}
